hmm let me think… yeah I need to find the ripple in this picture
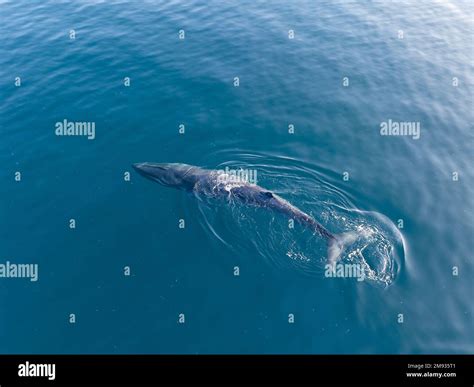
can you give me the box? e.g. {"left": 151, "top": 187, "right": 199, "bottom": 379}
{"left": 194, "top": 150, "right": 405, "bottom": 286}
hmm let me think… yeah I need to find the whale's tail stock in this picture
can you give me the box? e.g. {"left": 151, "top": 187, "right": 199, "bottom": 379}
{"left": 327, "top": 231, "right": 359, "bottom": 265}
{"left": 304, "top": 217, "right": 359, "bottom": 264}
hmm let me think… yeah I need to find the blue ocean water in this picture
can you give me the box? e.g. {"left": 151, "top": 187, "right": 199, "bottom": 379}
{"left": 0, "top": 0, "right": 473, "bottom": 354}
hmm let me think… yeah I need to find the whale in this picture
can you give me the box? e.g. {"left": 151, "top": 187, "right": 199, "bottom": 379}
{"left": 133, "top": 162, "right": 357, "bottom": 263}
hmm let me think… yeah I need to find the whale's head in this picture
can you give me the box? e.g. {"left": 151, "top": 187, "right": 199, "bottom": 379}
{"left": 133, "top": 162, "right": 199, "bottom": 190}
